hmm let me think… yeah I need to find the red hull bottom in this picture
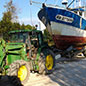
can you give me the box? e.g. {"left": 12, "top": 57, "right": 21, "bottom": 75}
{"left": 52, "top": 35, "right": 86, "bottom": 50}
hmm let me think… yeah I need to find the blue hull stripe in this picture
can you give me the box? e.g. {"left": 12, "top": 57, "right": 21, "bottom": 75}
{"left": 42, "top": 7, "right": 86, "bottom": 30}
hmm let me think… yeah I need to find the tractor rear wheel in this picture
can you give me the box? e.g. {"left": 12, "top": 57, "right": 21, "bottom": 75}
{"left": 7, "top": 60, "right": 30, "bottom": 85}
{"left": 38, "top": 49, "right": 55, "bottom": 74}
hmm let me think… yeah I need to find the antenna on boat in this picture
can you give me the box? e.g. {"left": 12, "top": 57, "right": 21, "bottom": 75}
{"left": 62, "top": 0, "right": 68, "bottom": 8}
{"left": 30, "top": 0, "right": 43, "bottom": 5}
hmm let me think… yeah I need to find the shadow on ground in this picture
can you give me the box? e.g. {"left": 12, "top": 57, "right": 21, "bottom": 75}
{"left": 0, "top": 75, "right": 23, "bottom": 86}
{"left": 48, "top": 58, "right": 86, "bottom": 86}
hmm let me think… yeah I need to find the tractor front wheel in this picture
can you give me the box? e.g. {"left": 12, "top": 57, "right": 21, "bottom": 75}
{"left": 7, "top": 60, "right": 30, "bottom": 85}
{"left": 39, "top": 49, "right": 55, "bottom": 74}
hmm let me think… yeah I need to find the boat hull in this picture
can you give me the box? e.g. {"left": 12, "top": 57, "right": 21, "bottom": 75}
{"left": 52, "top": 35, "right": 86, "bottom": 50}
{"left": 51, "top": 22, "right": 86, "bottom": 50}
{"left": 38, "top": 5, "right": 86, "bottom": 50}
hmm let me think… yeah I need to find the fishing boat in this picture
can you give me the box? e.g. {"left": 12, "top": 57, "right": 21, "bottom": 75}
{"left": 38, "top": 0, "right": 86, "bottom": 50}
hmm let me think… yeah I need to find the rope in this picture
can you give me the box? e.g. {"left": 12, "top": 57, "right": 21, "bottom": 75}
{"left": 44, "top": 0, "right": 47, "bottom": 3}
{"left": 29, "top": 5, "right": 34, "bottom": 27}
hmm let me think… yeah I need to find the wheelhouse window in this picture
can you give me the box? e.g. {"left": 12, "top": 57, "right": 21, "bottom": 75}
{"left": 79, "top": 11, "right": 82, "bottom": 16}
{"left": 74, "top": 11, "right": 77, "bottom": 14}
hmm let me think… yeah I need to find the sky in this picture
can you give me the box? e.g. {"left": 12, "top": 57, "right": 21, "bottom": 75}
{"left": 0, "top": 0, "right": 63, "bottom": 25}
{"left": 0, "top": 0, "right": 85, "bottom": 27}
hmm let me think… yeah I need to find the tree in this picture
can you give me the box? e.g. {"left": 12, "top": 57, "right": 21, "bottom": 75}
{"left": 21, "top": 23, "right": 25, "bottom": 29}
{"left": 0, "top": 0, "right": 18, "bottom": 40}
{"left": 12, "top": 22, "right": 21, "bottom": 30}
{"left": 0, "top": 0, "right": 34, "bottom": 40}
{"left": 25, "top": 24, "right": 33, "bottom": 29}
{"left": 4, "top": 0, "right": 18, "bottom": 22}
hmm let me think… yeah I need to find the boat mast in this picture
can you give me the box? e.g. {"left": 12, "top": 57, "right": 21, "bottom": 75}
{"left": 67, "top": 0, "right": 75, "bottom": 8}
{"left": 75, "top": 0, "right": 81, "bottom": 7}
{"left": 79, "top": 0, "right": 81, "bottom": 7}
{"left": 67, "top": 0, "right": 82, "bottom": 8}
{"left": 74, "top": 0, "right": 76, "bottom": 8}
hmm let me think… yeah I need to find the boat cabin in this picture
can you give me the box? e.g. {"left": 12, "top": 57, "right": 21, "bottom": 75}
{"left": 71, "top": 8, "right": 86, "bottom": 19}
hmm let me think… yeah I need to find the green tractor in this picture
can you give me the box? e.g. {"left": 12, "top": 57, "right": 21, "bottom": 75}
{"left": 0, "top": 29, "right": 55, "bottom": 84}
{"left": 0, "top": 38, "right": 30, "bottom": 85}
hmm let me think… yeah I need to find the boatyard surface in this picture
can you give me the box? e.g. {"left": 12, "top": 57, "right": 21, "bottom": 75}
{"left": 25, "top": 58, "right": 86, "bottom": 86}
{"left": 1, "top": 57, "right": 86, "bottom": 86}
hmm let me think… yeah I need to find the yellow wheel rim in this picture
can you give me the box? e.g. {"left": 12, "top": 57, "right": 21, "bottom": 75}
{"left": 45, "top": 55, "right": 53, "bottom": 70}
{"left": 18, "top": 65, "right": 27, "bottom": 81}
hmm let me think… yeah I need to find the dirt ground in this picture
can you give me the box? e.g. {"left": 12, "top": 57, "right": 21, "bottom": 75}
{"left": 25, "top": 58, "right": 86, "bottom": 86}
{"left": 0, "top": 57, "right": 86, "bottom": 86}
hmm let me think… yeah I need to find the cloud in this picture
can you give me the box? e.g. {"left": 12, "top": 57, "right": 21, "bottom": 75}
{"left": 17, "top": 17, "right": 39, "bottom": 25}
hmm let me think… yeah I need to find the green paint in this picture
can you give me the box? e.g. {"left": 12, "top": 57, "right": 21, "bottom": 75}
{"left": 0, "top": 39, "right": 28, "bottom": 74}
{"left": 8, "top": 29, "right": 48, "bottom": 72}
{"left": 6, "top": 43, "right": 27, "bottom": 64}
